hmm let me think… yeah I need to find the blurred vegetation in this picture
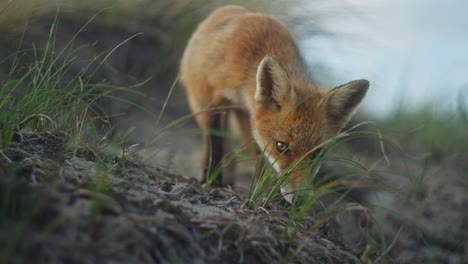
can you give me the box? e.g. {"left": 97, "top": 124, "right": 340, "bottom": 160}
{"left": 380, "top": 106, "right": 468, "bottom": 156}
{"left": 0, "top": 0, "right": 274, "bottom": 142}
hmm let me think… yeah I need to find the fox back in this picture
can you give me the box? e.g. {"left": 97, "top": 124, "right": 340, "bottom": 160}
{"left": 180, "top": 5, "right": 369, "bottom": 202}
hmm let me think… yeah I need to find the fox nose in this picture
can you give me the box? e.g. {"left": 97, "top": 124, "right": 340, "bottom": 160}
{"left": 281, "top": 186, "right": 315, "bottom": 204}
{"left": 280, "top": 164, "right": 322, "bottom": 204}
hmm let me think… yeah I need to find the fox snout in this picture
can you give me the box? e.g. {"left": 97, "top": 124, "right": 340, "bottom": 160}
{"left": 277, "top": 156, "right": 322, "bottom": 204}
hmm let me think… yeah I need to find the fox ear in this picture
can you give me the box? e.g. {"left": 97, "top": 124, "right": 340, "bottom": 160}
{"left": 325, "top": 79, "right": 369, "bottom": 126}
{"left": 255, "top": 55, "right": 296, "bottom": 111}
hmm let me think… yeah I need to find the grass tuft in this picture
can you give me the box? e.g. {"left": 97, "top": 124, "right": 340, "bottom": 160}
{"left": 0, "top": 9, "right": 144, "bottom": 153}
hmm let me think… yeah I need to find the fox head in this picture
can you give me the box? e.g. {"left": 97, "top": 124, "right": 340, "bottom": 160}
{"left": 253, "top": 55, "right": 369, "bottom": 203}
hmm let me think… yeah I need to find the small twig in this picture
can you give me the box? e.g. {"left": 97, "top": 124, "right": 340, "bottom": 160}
{"left": 377, "top": 129, "right": 390, "bottom": 166}
{"left": 19, "top": 113, "right": 57, "bottom": 131}
{"left": 0, "top": 150, "right": 12, "bottom": 164}
{"left": 223, "top": 196, "right": 237, "bottom": 205}
{"left": 258, "top": 207, "right": 272, "bottom": 221}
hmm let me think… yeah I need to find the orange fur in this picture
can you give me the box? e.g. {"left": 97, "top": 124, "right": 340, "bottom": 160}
{"left": 180, "top": 5, "right": 369, "bottom": 201}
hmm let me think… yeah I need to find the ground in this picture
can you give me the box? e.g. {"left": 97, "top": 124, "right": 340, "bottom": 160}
{"left": 2, "top": 128, "right": 466, "bottom": 263}
{"left": 1, "top": 131, "right": 364, "bottom": 263}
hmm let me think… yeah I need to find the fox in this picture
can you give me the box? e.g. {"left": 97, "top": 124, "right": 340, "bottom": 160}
{"left": 180, "top": 5, "right": 369, "bottom": 202}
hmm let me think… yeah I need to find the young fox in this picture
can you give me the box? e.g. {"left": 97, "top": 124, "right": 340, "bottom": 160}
{"left": 180, "top": 5, "right": 369, "bottom": 201}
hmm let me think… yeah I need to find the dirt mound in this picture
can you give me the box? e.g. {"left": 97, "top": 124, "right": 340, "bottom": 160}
{"left": 0, "top": 132, "right": 360, "bottom": 263}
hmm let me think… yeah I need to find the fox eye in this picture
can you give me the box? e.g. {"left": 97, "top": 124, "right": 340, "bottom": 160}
{"left": 276, "top": 141, "right": 290, "bottom": 156}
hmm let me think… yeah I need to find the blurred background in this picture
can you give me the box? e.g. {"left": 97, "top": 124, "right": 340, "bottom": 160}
{"left": 297, "top": 0, "right": 468, "bottom": 118}
{"left": 2, "top": 0, "right": 467, "bottom": 122}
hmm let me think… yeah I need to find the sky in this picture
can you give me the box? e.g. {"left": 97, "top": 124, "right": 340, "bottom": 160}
{"left": 297, "top": 0, "right": 468, "bottom": 118}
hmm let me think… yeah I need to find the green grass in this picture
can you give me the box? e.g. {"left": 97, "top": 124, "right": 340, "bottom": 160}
{"left": 0, "top": 10, "right": 145, "bottom": 263}
{"left": 0, "top": 18, "right": 94, "bottom": 149}
{"left": 0, "top": 9, "right": 148, "bottom": 152}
